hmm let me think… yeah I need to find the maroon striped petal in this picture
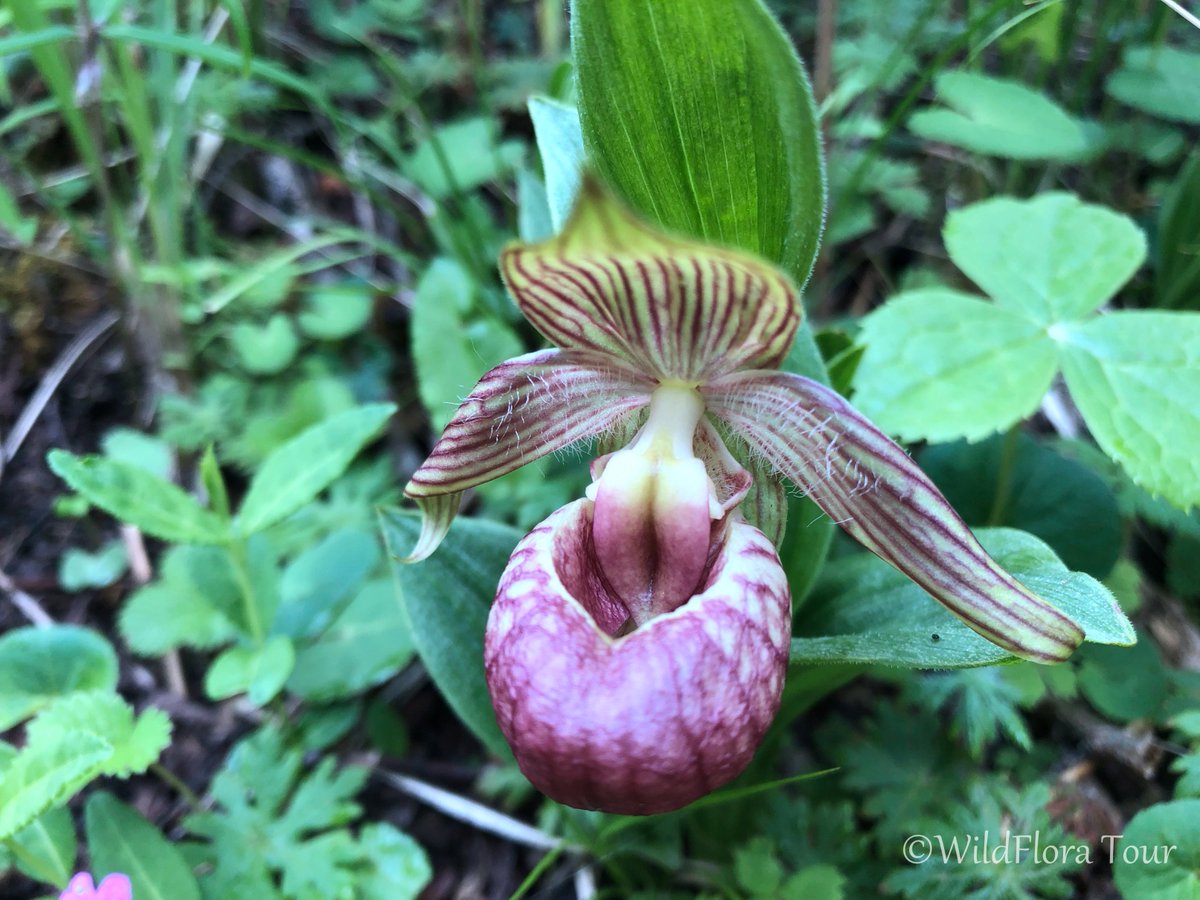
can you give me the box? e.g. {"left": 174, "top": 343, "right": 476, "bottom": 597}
{"left": 500, "top": 176, "right": 801, "bottom": 383}
{"left": 485, "top": 499, "right": 791, "bottom": 814}
{"left": 402, "top": 349, "right": 652, "bottom": 560}
{"left": 703, "top": 371, "right": 1085, "bottom": 664}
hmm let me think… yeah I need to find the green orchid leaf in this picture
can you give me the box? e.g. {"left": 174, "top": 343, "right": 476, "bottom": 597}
{"left": 572, "top": 0, "right": 824, "bottom": 287}
{"left": 1059, "top": 312, "right": 1200, "bottom": 510}
{"left": 528, "top": 96, "right": 585, "bottom": 231}
{"left": 945, "top": 193, "right": 1147, "bottom": 323}
{"left": 1107, "top": 45, "right": 1200, "bottom": 124}
{"left": 791, "top": 528, "right": 1132, "bottom": 669}
{"left": 381, "top": 509, "right": 521, "bottom": 758}
{"left": 909, "top": 71, "right": 1095, "bottom": 160}
{"left": 852, "top": 289, "right": 1058, "bottom": 442}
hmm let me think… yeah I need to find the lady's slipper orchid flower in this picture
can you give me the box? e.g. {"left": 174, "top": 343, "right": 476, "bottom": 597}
{"left": 402, "top": 178, "right": 1083, "bottom": 815}
{"left": 59, "top": 872, "right": 132, "bottom": 900}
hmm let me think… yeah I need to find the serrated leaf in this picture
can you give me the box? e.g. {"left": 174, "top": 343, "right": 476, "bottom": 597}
{"left": 182, "top": 727, "right": 408, "bottom": 898}
{"left": 572, "top": 0, "right": 824, "bottom": 286}
{"left": 26, "top": 691, "right": 172, "bottom": 778}
{"left": 0, "top": 626, "right": 118, "bottom": 730}
{"left": 944, "top": 193, "right": 1147, "bottom": 323}
{"left": 205, "top": 637, "right": 295, "bottom": 706}
{"left": 0, "top": 733, "right": 111, "bottom": 840}
{"left": 792, "top": 528, "right": 1132, "bottom": 669}
{"left": 287, "top": 580, "right": 415, "bottom": 701}
{"left": 1107, "top": 45, "right": 1200, "bottom": 124}
{"left": 381, "top": 509, "right": 520, "bottom": 757}
{"left": 85, "top": 792, "right": 201, "bottom": 900}
{"left": 853, "top": 289, "right": 1058, "bottom": 442}
{"left": 909, "top": 70, "right": 1094, "bottom": 160}
{"left": 528, "top": 96, "right": 584, "bottom": 231}
{"left": 8, "top": 806, "right": 76, "bottom": 888}
{"left": 48, "top": 451, "right": 227, "bottom": 544}
{"left": 235, "top": 403, "right": 395, "bottom": 535}
{"left": 1060, "top": 312, "right": 1200, "bottom": 510}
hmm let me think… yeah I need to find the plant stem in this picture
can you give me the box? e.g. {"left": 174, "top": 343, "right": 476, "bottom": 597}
{"left": 228, "top": 538, "right": 265, "bottom": 645}
{"left": 151, "top": 762, "right": 203, "bottom": 813}
{"left": 987, "top": 424, "right": 1022, "bottom": 526}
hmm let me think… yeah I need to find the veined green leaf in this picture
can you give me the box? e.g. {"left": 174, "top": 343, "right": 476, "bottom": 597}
{"left": 8, "top": 806, "right": 76, "bottom": 888}
{"left": 792, "top": 528, "right": 1133, "bottom": 669}
{"left": 48, "top": 451, "right": 227, "bottom": 544}
{"left": 205, "top": 637, "right": 296, "bottom": 706}
{"left": 381, "top": 509, "right": 521, "bottom": 758}
{"left": 853, "top": 289, "right": 1059, "bottom": 442}
{"left": 572, "top": 0, "right": 824, "bottom": 287}
{"left": 1060, "top": 312, "right": 1200, "bottom": 510}
{"left": 86, "top": 792, "right": 201, "bottom": 900}
{"left": 235, "top": 403, "right": 395, "bottom": 536}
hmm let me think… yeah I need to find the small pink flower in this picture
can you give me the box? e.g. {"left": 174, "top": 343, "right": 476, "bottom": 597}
{"left": 59, "top": 872, "right": 132, "bottom": 900}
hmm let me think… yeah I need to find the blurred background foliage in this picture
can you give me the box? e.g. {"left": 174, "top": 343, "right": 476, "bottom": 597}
{"left": 0, "top": 0, "right": 1199, "bottom": 897}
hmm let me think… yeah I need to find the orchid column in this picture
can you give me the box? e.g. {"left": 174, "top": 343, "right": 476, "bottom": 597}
{"left": 401, "top": 178, "right": 1083, "bottom": 815}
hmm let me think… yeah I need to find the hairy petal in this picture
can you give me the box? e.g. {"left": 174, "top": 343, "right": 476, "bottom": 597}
{"left": 500, "top": 176, "right": 800, "bottom": 383}
{"left": 402, "top": 349, "right": 652, "bottom": 560}
{"left": 486, "top": 499, "right": 791, "bottom": 815}
{"left": 704, "top": 371, "right": 1085, "bottom": 664}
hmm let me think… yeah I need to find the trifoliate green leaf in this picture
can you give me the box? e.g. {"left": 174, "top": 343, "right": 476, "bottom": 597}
{"left": 1059, "top": 312, "right": 1200, "bottom": 510}
{"left": 854, "top": 289, "right": 1058, "bottom": 441}
{"left": 945, "top": 193, "right": 1146, "bottom": 323}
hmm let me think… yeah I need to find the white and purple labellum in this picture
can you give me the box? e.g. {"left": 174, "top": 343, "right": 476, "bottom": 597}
{"left": 484, "top": 498, "right": 791, "bottom": 815}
